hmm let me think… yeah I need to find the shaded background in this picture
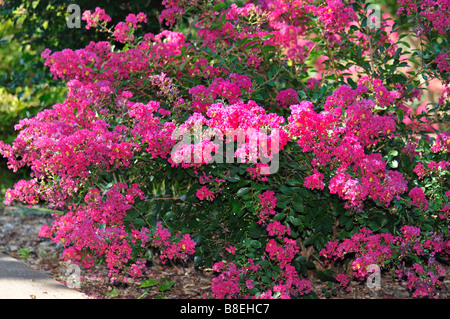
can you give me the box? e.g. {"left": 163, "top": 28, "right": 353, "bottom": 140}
{"left": 0, "top": 0, "right": 165, "bottom": 197}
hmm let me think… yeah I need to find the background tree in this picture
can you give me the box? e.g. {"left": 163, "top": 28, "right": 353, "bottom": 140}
{"left": 0, "top": 0, "right": 164, "bottom": 196}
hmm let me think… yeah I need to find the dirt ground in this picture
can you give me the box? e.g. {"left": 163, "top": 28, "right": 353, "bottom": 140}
{"left": 1, "top": 205, "right": 449, "bottom": 299}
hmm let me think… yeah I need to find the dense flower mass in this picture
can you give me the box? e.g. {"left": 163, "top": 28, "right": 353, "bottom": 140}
{"left": 0, "top": 0, "right": 449, "bottom": 299}
{"left": 321, "top": 226, "right": 450, "bottom": 298}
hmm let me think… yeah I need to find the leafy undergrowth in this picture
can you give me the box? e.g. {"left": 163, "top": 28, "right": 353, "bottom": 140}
{"left": 1, "top": 207, "right": 449, "bottom": 299}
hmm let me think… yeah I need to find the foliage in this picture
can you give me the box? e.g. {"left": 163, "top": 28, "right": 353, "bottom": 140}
{"left": 0, "top": 0, "right": 449, "bottom": 299}
{"left": 0, "top": 0, "right": 164, "bottom": 196}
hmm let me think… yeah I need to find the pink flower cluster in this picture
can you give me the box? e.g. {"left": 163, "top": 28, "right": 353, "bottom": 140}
{"left": 258, "top": 190, "right": 278, "bottom": 223}
{"left": 432, "top": 132, "right": 450, "bottom": 153}
{"left": 152, "top": 223, "right": 196, "bottom": 264}
{"left": 247, "top": 163, "right": 270, "bottom": 182}
{"left": 169, "top": 96, "right": 290, "bottom": 170}
{"left": 266, "top": 220, "right": 291, "bottom": 239}
{"left": 276, "top": 88, "right": 299, "bottom": 109}
{"left": 303, "top": 168, "right": 325, "bottom": 191}
{"left": 436, "top": 53, "right": 450, "bottom": 75}
{"left": 113, "top": 13, "right": 147, "bottom": 43}
{"left": 82, "top": 7, "right": 111, "bottom": 29}
{"left": 321, "top": 225, "right": 450, "bottom": 298}
{"left": 83, "top": 9, "right": 147, "bottom": 43}
{"left": 397, "top": 0, "right": 450, "bottom": 34}
{"left": 211, "top": 259, "right": 260, "bottom": 299}
{"left": 128, "top": 98, "right": 176, "bottom": 159}
{"left": 39, "top": 183, "right": 148, "bottom": 278}
{"left": 196, "top": 186, "right": 215, "bottom": 201}
{"left": 312, "top": 0, "right": 357, "bottom": 41}
{"left": 396, "top": 263, "right": 446, "bottom": 299}
{"left": 210, "top": 188, "right": 312, "bottom": 299}
{"left": 414, "top": 161, "right": 450, "bottom": 180}
{"left": 320, "top": 227, "right": 397, "bottom": 279}
{"left": 288, "top": 82, "right": 407, "bottom": 211}
{"left": 336, "top": 273, "right": 351, "bottom": 292}
{"left": 188, "top": 73, "right": 253, "bottom": 112}
{"left": 0, "top": 80, "right": 143, "bottom": 209}
{"left": 159, "top": 0, "right": 199, "bottom": 26}
{"left": 409, "top": 186, "right": 429, "bottom": 211}
{"left": 39, "top": 184, "right": 195, "bottom": 279}
{"left": 211, "top": 248, "right": 311, "bottom": 299}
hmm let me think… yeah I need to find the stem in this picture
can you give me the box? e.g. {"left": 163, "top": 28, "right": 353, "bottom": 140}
{"left": 367, "top": 31, "right": 375, "bottom": 76}
{"left": 394, "top": 57, "right": 437, "bottom": 105}
{"left": 326, "top": 44, "right": 339, "bottom": 82}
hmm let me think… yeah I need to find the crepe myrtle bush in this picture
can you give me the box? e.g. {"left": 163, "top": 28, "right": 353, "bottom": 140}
{"left": 1, "top": 0, "right": 449, "bottom": 298}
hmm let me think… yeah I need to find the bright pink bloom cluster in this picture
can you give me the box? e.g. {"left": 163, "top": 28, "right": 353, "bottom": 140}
{"left": 211, "top": 187, "right": 312, "bottom": 299}
{"left": 322, "top": 226, "right": 449, "bottom": 297}
{"left": 397, "top": 263, "right": 446, "bottom": 299}
{"left": 414, "top": 161, "right": 450, "bottom": 180}
{"left": 276, "top": 89, "right": 299, "bottom": 109}
{"left": 196, "top": 186, "right": 215, "bottom": 201}
{"left": 211, "top": 259, "right": 261, "bottom": 299}
{"left": 432, "top": 132, "right": 450, "bottom": 153}
{"left": 436, "top": 53, "right": 450, "bottom": 75}
{"left": 288, "top": 82, "right": 407, "bottom": 211}
{"left": 397, "top": 0, "right": 450, "bottom": 34}
{"left": 336, "top": 273, "right": 351, "bottom": 292}
{"left": 266, "top": 220, "right": 291, "bottom": 239}
{"left": 247, "top": 163, "right": 270, "bottom": 182}
{"left": 312, "top": 0, "right": 357, "bottom": 40}
{"left": 320, "top": 227, "right": 397, "bottom": 279}
{"left": 154, "top": 226, "right": 197, "bottom": 264}
{"left": 258, "top": 190, "right": 278, "bottom": 223}
{"left": 266, "top": 238, "right": 299, "bottom": 269}
{"left": 303, "top": 168, "right": 325, "bottom": 191}
{"left": 409, "top": 186, "right": 429, "bottom": 211}
{"left": 39, "top": 183, "right": 148, "bottom": 277}
{"left": 82, "top": 7, "right": 111, "bottom": 29}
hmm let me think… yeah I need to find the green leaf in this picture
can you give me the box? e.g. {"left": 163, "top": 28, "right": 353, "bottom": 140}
{"left": 159, "top": 281, "right": 175, "bottom": 292}
{"left": 262, "top": 45, "right": 276, "bottom": 54}
{"left": 273, "top": 213, "right": 286, "bottom": 221}
{"left": 179, "top": 60, "right": 188, "bottom": 71}
{"left": 232, "top": 201, "right": 243, "bottom": 215}
{"left": 288, "top": 215, "right": 302, "bottom": 226}
{"left": 248, "top": 225, "right": 262, "bottom": 238}
{"left": 140, "top": 279, "right": 158, "bottom": 288}
{"left": 104, "top": 287, "right": 120, "bottom": 298}
{"left": 237, "top": 187, "right": 251, "bottom": 197}
{"left": 390, "top": 160, "right": 398, "bottom": 168}
{"left": 211, "top": 2, "right": 226, "bottom": 11}
{"left": 261, "top": 34, "right": 276, "bottom": 41}
{"left": 317, "top": 269, "right": 336, "bottom": 283}
{"left": 251, "top": 240, "right": 262, "bottom": 249}
{"left": 292, "top": 201, "right": 304, "bottom": 213}
{"left": 280, "top": 186, "right": 296, "bottom": 196}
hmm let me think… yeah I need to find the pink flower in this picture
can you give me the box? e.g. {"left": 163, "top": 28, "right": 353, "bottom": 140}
{"left": 245, "top": 279, "right": 255, "bottom": 289}
{"left": 276, "top": 89, "right": 298, "bottom": 108}
{"left": 196, "top": 186, "right": 215, "bottom": 201}
{"left": 409, "top": 187, "right": 429, "bottom": 211}
{"left": 266, "top": 221, "right": 291, "bottom": 239}
{"left": 413, "top": 163, "right": 427, "bottom": 179}
{"left": 38, "top": 224, "right": 52, "bottom": 238}
{"left": 336, "top": 273, "right": 351, "bottom": 292}
{"left": 304, "top": 168, "right": 325, "bottom": 190}
{"left": 82, "top": 7, "right": 111, "bottom": 30}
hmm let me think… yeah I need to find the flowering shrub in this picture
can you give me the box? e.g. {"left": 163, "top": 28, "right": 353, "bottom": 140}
{"left": 1, "top": 0, "right": 449, "bottom": 298}
{"left": 321, "top": 225, "right": 449, "bottom": 298}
